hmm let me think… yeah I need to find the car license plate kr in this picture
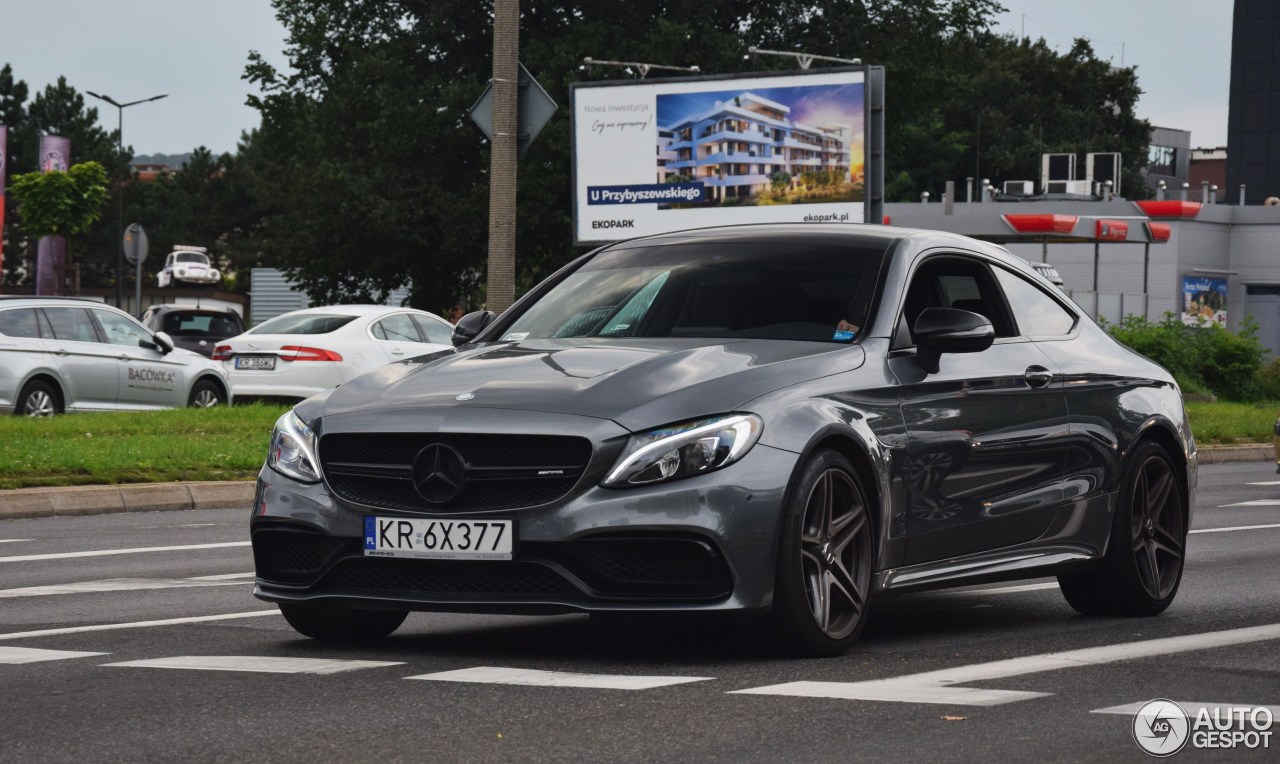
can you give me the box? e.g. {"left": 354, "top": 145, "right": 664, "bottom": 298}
{"left": 235, "top": 355, "right": 276, "bottom": 370}
{"left": 363, "top": 517, "right": 513, "bottom": 560}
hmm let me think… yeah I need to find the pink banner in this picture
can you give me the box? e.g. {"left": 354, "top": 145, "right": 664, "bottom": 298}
{"left": 36, "top": 134, "right": 71, "bottom": 295}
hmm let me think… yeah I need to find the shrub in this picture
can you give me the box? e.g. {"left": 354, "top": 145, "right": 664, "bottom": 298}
{"left": 1106, "top": 313, "right": 1268, "bottom": 401}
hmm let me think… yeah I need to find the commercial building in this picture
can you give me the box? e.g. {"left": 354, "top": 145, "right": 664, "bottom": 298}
{"left": 1226, "top": 0, "right": 1280, "bottom": 204}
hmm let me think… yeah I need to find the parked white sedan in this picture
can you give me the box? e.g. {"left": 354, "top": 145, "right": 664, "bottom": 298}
{"left": 215, "top": 305, "right": 454, "bottom": 401}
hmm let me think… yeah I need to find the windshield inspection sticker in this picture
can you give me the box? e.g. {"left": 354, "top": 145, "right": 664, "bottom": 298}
{"left": 832, "top": 330, "right": 857, "bottom": 342}
{"left": 501, "top": 332, "right": 529, "bottom": 342}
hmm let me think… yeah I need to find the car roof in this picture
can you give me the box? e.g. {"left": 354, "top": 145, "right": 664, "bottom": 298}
{"left": 0, "top": 295, "right": 106, "bottom": 305}
{"left": 275, "top": 304, "right": 423, "bottom": 317}
{"left": 144, "top": 304, "right": 239, "bottom": 314}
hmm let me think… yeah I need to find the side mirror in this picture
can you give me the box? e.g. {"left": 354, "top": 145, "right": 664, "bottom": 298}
{"left": 451, "top": 310, "right": 496, "bottom": 347}
{"left": 913, "top": 307, "right": 994, "bottom": 373}
{"left": 153, "top": 331, "right": 175, "bottom": 355}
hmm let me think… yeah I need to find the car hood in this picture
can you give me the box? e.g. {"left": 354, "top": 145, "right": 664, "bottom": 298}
{"left": 312, "top": 338, "right": 865, "bottom": 432}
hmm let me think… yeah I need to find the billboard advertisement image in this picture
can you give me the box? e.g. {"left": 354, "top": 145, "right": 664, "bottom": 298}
{"left": 572, "top": 69, "right": 867, "bottom": 243}
{"left": 1181, "top": 275, "right": 1227, "bottom": 327}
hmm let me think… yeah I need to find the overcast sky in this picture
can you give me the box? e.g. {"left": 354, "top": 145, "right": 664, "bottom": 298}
{"left": 0, "top": 0, "right": 1234, "bottom": 157}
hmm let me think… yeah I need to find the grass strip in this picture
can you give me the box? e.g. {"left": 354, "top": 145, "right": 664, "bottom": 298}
{"left": 0, "top": 404, "right": 288, "bottom": 489}
{"left": 1184, "top": 400, "right": 1278, "bottom": 446}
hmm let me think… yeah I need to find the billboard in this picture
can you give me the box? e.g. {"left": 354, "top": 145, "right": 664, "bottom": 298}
{"left": 1181, "top": 275, "right": 1227, "bottom": 327}
{"left": 572, "top": 68, "right": 875, "bottom": 244}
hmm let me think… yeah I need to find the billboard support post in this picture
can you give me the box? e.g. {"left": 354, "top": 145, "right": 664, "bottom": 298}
{"left": 485, "top": 0, "right": 519, "bottom": 315}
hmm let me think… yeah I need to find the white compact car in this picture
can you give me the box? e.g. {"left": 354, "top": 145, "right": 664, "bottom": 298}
{"left": 215, "top": 305, "right": 454, "bottom": 401}
{"left": 0, "top": 297, "right": 232, "bottom": 415}
{"left": 158, "top": 247, "right": 220, "bottom": 287}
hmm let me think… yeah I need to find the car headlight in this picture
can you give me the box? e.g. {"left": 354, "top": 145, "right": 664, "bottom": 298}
{"left": 602, "top": 413, "right": 763, "bottom": 488}
{"left": 267, "top": 410, "right": 322, "bottom": 483}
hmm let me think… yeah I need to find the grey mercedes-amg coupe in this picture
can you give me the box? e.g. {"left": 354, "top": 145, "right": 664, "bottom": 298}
{"left": 251, "top": 224, "right": 1196, "bottom": 656}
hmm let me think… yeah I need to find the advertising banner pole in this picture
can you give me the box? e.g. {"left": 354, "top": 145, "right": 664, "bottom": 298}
{"left": 0, "top": 125, "right": 6, "bottom": 293}
{"left": 35, "top": 135, "right": 71, "bottom": 296}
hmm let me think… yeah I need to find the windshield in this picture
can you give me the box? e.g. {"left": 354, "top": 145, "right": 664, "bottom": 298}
{"left": 501, "top": 241, "right": 888, "bottom": 343}
{"left": 175, "top": 252, "right": 208, "bottom": 264}
{"left": 250, "top": 314, "right": 357, "bottom": 335}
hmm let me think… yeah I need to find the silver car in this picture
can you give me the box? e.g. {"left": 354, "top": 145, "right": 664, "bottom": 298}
{"left": 0, "top": 297, "right": 233, "bottom": 416}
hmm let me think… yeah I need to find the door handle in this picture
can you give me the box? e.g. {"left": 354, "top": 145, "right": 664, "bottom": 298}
{"left": 1024, "top": 366, "right": 1054, "bottom": 388}
{"left": 390, "top": 348, "right": 405, "bottom": 356}
{"left": 54, "top": 348, "right": 69, "bottom": 356}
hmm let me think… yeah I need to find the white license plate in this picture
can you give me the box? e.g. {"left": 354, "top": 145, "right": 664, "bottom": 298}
{"left": 363, "top": 517, "right": 513, "bottom": 560}
{"left": 235, "top": 355, "right": 276, "bottom": 370}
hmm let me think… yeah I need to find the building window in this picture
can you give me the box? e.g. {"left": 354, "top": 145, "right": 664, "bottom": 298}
{"left": 1148, "top": 144, "right": 1177, "bottom": 176}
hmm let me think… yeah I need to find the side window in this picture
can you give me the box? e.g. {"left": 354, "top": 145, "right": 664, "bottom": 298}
{"left": 372, "top": 313, "right": 421, "bottom": 342}
{"left": 0, "top": 308, "right": 41, "bottom": 338}
{"left": 412, "top": 315, "right": 454, "bottom": 344}
{"left": 993, "top": 268, "right": 1077, "bottom": 337}
{"left": 900, "top": 256, "right": 1015, "bottom": 343}
{"left": 94, "top": 310, "right": 157, "bottom": 348}
{"left": 42, "top": 308, "right": 102, "bottom": 343}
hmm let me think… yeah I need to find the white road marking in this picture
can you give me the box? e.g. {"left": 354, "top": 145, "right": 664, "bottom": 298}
{"left": 103, "top": 656, "right": 403, "bottom": 675}
{"left": 0, "top": 541, "right": 250, "bottom": 563}
{"left": 0, "top": 646, "right": 108, "bottom": 664}
{"left": 731, "top": 622, "right": 1280, "bottom": 707}
{"left": 1244, "top": 481, "right": 1280, "bottom": 487}
{"left": 1218, "top": 500, "right": 1280, "bottom": 507}
{"left": 0, "top": 539, "right": 32, "bottom": 544}
{"left": 408, "top": 666, "right": 715, "bottom": 690}
{"left": 1191, "top": 523, "right": 1280, "bottom": 533}
{"left": 1093, "top": 701, "right": 1280, "bottom": 717}
{"left": 190, "top": 572, "right": 255, "bottom": 581}
{"left": 0, "top": 610, "right": 279, "bottom": 641}
{"left": 0, "top": 575, "right": 253, "bottom": 598}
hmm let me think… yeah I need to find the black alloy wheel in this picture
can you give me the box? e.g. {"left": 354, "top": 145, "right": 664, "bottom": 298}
{"left": 771, "top": 450, "right": 874, "bottom": 656}
{"left": 1059, "top": 440, "right": 1186, "bottom": 616}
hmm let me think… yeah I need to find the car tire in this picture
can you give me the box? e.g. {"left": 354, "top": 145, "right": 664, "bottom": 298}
{"left": 15, "top": 380, "right": 61, "bottom": 417}
{"left": 278, "top": 603, "right": 408, "bottom": 641}
{"left": 769, "top": 450, "right": 874, "bottom": 657}
{"left": 187, "top": 378, "right": 225, "bottom": 408}
{"left": 1058, "top": 440, "right": 1187, "bottom": 617}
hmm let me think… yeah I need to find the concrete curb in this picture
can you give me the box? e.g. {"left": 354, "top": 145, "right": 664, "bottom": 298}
{"left": 0, "top": 443, "right": 1272, "bottom": 521}
{"left": 0, "top": 481, "right": 256, "bottom": 521}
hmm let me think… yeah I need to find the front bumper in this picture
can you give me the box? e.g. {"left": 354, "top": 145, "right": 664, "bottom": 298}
{"left": 251, "top": 418, "right": 798, "bottom": 615}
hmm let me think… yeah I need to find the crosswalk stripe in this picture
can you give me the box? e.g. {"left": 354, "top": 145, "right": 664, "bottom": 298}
{"left": 1244, "top": 481, "right": 1280, "bottom": 487}
{"left": 0, "top": 541, "right": 250, "bottom": 563}
{"left": 1217, "top": 500, "right": 1280, "bottom": 507}
{"left": 1092, "top": 701, "right": 1280, "bottom": 717}
{"left": 731, "top": 622, "right": 1280, "bottom": 707}
{"left": 102, "top": 656, "right": 404, "bottom": 674}
{"left": 0, "top": 610, "right": 279, "bottom": 641}
{"left": 407, "top": 666, "right": 714, "bottom": 690}
{"left": 0, "top": 539, "right": 32, "bottom": 544}
{"left": 0, "top": 646, "right": 108, "bottom": 664}
{"left": 0, "top": 576, "right": 252, "bottom": 598}
{"left": 1191, "top": 522, "right": 1280, "bottom": 532}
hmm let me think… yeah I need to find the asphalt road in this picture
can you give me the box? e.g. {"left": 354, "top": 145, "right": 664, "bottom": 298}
{"left": 1, "top": 462, "right": 1277, "bottom": 763}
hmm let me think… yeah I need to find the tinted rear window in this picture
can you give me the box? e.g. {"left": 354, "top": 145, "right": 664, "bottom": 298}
{"left": 250, "top": 314, "right": 357, "bottom": 335}
{"left": 162, "top": 312, "right": 242, "bottom": 337}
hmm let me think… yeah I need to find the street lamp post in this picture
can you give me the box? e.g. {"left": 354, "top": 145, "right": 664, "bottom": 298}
{"left": 86, "top": 91, "right": 167, "bottom": 310}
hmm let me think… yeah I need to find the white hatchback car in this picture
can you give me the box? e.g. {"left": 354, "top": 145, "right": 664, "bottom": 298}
{"left": 215, "top": 305, "right": 454, "bottom": 401}
{"left": 157, "top": 247, "right": 220, "bottom": 288}
{"left": 0, "top": 297, "right": 233, "bottom": 416}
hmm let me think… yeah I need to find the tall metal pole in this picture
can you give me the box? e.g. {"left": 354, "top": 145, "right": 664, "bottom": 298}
{"left": 86, "top": 92, "right": 167, "bottom": 310}
{"left": 486, "top": 0, "right": 519, "bottom": 314}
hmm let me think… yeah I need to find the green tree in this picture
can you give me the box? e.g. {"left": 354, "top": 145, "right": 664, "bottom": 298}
{"left": 0, "top": 64, "right": 31, "bottom": 286}
{"left": 8, "top": 161, "right": 110, "bottom": 288}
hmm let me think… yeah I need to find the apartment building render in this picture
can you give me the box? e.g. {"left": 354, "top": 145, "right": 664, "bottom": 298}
{"left": 657, "top": 92, "right": 851, "bottom": 202}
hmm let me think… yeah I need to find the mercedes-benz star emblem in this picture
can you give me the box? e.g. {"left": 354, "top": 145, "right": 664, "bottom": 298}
{"left": 455, "top": 392, "right": 475, "bottom": 401}
{"left": 411, "top": 443, "right": 468, "bottom": 504}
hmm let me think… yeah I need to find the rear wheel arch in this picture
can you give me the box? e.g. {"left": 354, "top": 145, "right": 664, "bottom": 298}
{"left": 17, "top": 373, "right": 65, "bottom": 413}
{"left": 188, "top": 374, "right": 228, "bottom": 407}
{"left": 1127, "top": 421, "right": 1190, "bottom": 527}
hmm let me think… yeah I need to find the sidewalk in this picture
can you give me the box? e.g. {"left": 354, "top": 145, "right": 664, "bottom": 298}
{"left": 0, "top": 445, "right": 1271, "bottom": 521}
{"left": 0, "top": 481, "right": 255, "bottom": 521}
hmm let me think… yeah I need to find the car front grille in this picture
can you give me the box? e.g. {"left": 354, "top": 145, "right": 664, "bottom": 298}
{"left": 320, "top": 433, "right": 593, "bottom": 513}
{"left": 254, "top": 526, "right": 733, "bottom": 602}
